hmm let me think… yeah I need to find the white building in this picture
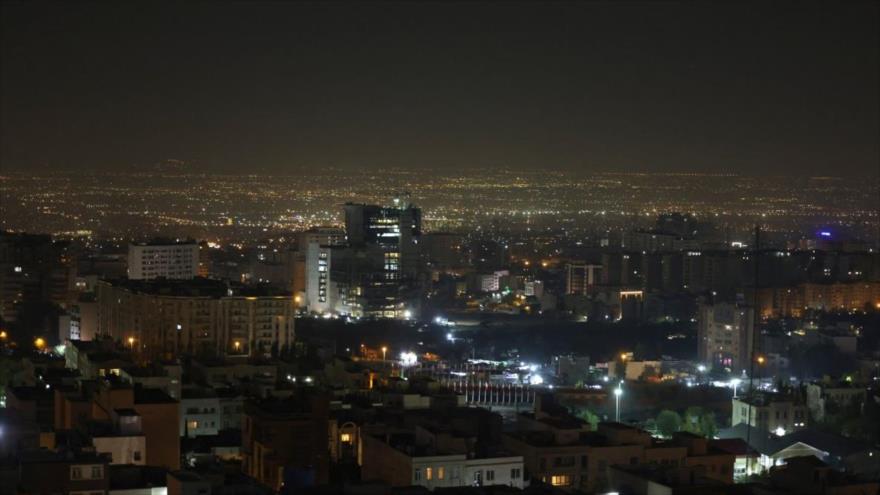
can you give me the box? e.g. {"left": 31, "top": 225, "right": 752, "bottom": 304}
{"left": 180, "top": 388, "right": 221, "bottom": 438}
{"left": 305, "top": 242, "right": 335, "bottom": 314}
{"left": 91, "top": 409, "right": 147, "bottom": 465}
{"left": 732, "top": 395, "right": 809, "bottom": 435}
{"left": 128, "top": 241, "right": 199, "bottom": 280}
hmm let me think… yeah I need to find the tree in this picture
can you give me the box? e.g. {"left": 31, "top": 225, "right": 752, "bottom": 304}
{"left": 683, "top": 407, "right": 718, "bottom": 438}
{"left": 575, "top": 407, "right": 600, "bottom": 430}
{"left": 656, "top": 410, "right": 682, "bottom": 438}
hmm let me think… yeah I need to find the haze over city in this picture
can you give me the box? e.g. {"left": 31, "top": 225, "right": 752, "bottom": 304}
{"left": 1, "top": 2, "right": 879, "bottom": 495}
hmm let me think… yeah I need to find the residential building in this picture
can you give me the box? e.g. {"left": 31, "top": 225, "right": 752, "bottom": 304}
{"left": 697, "top": 302, "right": 755, "bottom": 373}
{"left": 242, "top": 394, "right": 330, "bottom": 490}
{"left": 502, "top": 422, "right": 735, "bottom": 493}
{"left": 95, "top": 278, "right": 295, "bottom": 359}
{"left": 564, "top": 262, "right": 601, "bottom": 295}
{"left": 805, "top": 381, "right": 868, "bottom": 422}
{"left": 731, "top": 393, "right": 809, "bottom": 436}
{"left": 16, "top": 450, "right": 111, "bottom": 495}
{"left": 128, "top": 240, "right": 199, "bottom": 280}
{"left": 360, "top": 428, "right": 525, "bottom": 490}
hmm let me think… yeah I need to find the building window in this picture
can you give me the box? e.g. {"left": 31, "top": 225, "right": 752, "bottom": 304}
{"left": 511, "top": 468, "right": 521, "bottom": 479}
{"left": 414, "top": 468, "right": 421, "bottom": 481}
{"left": 550, "top": 475, "right": 572, "bottom": 486}
{"left": 71, "top": 467, "right": 83, "bottom": 480}
{"left": 91, "top": 466, "right": 103, "bottom": 479}
{"left": 426, "top": 467, "right": 433, "bottom": 480}
{"left": 340, "top": 433, "right": 351, "bottom": 443}
{"left": 187, "top": 420, "right": 199, "bottom": 430}
{"left": 486, "top": 470, "right": 494, "bottom": 481}
{"left": 134, "top": 451, "right": 142, "bottom": 462}
{"left": 438, "top": 466, "right": 445, "bottom": 480}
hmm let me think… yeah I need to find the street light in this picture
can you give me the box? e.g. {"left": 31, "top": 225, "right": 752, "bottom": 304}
{"left": 730, "top": 378, "right": 742, "bottom": 398}
{"left": 128, "top": 337, "right": 135, "bottom": 350}
{"left": 381, "top": 346, "right": 388, "bottom": 362}
{"left": 614, "top": 384, "right": 623, "bottom": 422}
{"left": 234, "top": 340, "right": 241, "bottom": 353}
{"left": 34, "top": 337, "right": 46, "bottom": 350}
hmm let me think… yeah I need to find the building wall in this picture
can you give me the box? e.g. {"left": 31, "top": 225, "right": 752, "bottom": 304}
{"left": 134, "top": 401, "right": 180, "bottom": 470}
{"left": 731, "top": 398, "right": 809, "bottom": 434}
{"left": 128, "top": 243, "right": 199, "bottom": 280}
{"left": 697, "top": 303, "right": 754, "bottom": 373}
{"left": 96, "top": 281, "right": 295, "bottom": 359}
{"left": 93, "top": 435, "right": 147, "bottom": 465}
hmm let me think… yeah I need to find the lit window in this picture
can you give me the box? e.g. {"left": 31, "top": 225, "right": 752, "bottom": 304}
{"left": 426, "top": 467, "right": 433, "bottom": 480}
{"left": 550, "top": 475, "right": 571, "bottom": 486}
{"left": 438, "top": 466, "right": 445, "bottom": 480}
{"left": 340, "top": 433, "right": 351, "bottom": 443}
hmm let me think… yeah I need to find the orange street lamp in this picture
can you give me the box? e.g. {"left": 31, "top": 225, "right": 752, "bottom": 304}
{"left": 34, "top": 337, "right": 46, "bottom": 350}
{"left": 0, "top": 330, "right": 7, "bottom": 340}
{"left": 757, "top": 355, "right": 766, "bottom": 365}
{"left": 128, "top": 336, "right": 136, "bottom": 350}
{"left": 381, "top": 346, "right": 388, "bottom": 362}
{"left": 234, "top": 340, "right": 242, "bottom": 352}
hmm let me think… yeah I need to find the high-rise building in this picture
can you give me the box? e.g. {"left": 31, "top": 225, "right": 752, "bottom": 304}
{"left": 697, "top": 303, "right": 755, "bottom": 373}
{"left": 565, "top": 262, "right": 601, "bottom": 295}
{"left": 344, "top": 198, "right": 421, "bottom": 277}
{"left": 330, "top": 199, "right": 423, "bottom": 318}
{"left": 305, "top": 243, "right": 337, "bottom": 314}
{"left": 127, "top": 240, "right": 199, "bottom": 280}
{"left": 0, "top": 231, "right": 75, "bottom": 327}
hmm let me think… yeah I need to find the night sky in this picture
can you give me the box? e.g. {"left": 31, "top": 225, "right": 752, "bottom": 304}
{"left": 1, "top": 1, "right": 878, "bottom": 176}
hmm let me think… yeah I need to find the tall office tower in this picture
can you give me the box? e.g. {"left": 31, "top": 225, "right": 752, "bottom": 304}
{"left": 305, "top": 243, "right": 336, "bottom": 314}
{"left": 344, "top": 198, "right": 421, "bottom": 277}
{"left": 128, "top": 240, "right": 199, "bottom": 280}
{"left": 296, "top": 227, "right": 347, "bottom": 250}
{"left": 564, "top": 262, "right": 601, "bottom": 295}
{"left": 333, "top": 199, "right": 423, "bottom": 318}
{"left": 295, "top": 227, "right": 346, "bottom": 310}
{"left": 697, "top": 302, "right": 755, "bottom": 374}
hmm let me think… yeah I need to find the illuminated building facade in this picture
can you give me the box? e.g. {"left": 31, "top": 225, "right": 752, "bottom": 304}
{"left": 565, "top": 262, "right": 601, "bottom": 295}
{"left": 697, "top": 303, "right": 755, "bottom": 373}
{"left": 330, "top": 199, "right": 423, "bottom": 318}
{"left": 128, "top": 240, "right": 199, "bottom": 280}
{"left": 95, "top": 278, "right": 295, "bottom": 359}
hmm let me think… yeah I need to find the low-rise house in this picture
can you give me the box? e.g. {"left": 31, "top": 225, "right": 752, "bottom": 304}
{"left": 805, "top": 380, "right": 867, "bottom": 422}
{"left": 361, "top": 429, "right": 525, "bottom": 490}
{"left": 732, "top": 393, "right": 809, "bottom": 435}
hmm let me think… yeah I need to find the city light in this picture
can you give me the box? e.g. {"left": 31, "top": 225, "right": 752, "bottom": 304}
{"left": 399, "top": 352, "right": 418, "bottom": 367}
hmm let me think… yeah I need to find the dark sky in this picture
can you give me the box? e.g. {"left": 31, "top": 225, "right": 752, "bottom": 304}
{"left": 1, "top": 1, "right": 878, "bottom": 176}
